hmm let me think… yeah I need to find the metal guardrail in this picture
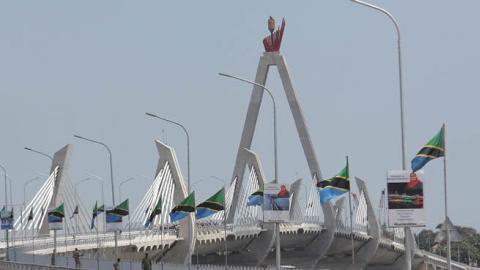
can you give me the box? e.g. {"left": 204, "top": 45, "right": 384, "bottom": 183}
{"left": 0, "top": 261, "right": 82, "bottom": 270}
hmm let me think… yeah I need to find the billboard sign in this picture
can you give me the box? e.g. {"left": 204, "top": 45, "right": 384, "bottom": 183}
{"left": 263, "top": 183, "right": 290, "bottom": 223}
{"left": 387, "top": 170, "right": 425, "bottom": 227}
{"left": 0, "top": 208, "right": 13, "bottom": 230}
{"left": 106, "top": 207, "right": 123, "bottom": 232}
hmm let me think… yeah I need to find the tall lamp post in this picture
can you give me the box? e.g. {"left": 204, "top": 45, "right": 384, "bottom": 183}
{"left": 23, "top": 147, "right": 57, "bottom": 265}
{"left": 145, "top": 113, "right": 191, "bottom": 193}
{"left": 118, "top": 177, "right": 134, "bottom": 202}
{"left": 145, "top": 113, "right": 192, "bottom": 267}
{"left": 73, "top": 135, "right": 118, "bottom": 259}
{"left": 218, "top": 72, "right": 281, "bottom": 270}
{"left": 0, "top": 163, "right": 9, "bottom": 261}
{"left": 350, "top": 1, "right": 413, "bottom": 269}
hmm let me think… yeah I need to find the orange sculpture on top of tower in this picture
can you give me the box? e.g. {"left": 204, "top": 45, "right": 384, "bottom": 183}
{"left": 263, "top": 17, "right": 286, "bottom": 52}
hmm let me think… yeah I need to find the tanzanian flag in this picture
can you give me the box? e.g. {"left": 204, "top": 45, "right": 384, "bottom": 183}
{"left": 411, "top": 127, "right": 445, "bottom": 172}
{"left": 91, "top": 201, "right": 98, "bottom": 230}
{"left": 27, "top": 208, "right": 34, "bottom": 222}
{"left": 111, "top": 199, "right": 129, "bottom": 216}
{"left": 169, "top": 192, "right": 195, "bottom": 222}
{"left": 318, "top": 161, "right": 350, "bottom": 204}
{"left": 145, "top": 197, "right": 162, "bottom": 228}
{"left": 50, "top": 203, "right": 65, "bottom": 218}
{"left": 70, "top": 205, "right": 79, "bottom": 219}
{"left": 196, "top": 188, "right": 224, "bottom": 220}
{"left": 98, "top": 205, "right": 105, "bottom": 213}
{"left": 247, "top": 188, "right": 264, "bottom": 206}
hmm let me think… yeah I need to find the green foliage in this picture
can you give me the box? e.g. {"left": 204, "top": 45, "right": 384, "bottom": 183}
{"left": 417, "top": 225, "right": 480, "bottom": 265}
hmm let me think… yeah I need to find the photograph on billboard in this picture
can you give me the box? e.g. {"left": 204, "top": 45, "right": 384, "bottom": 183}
{"left": 263, "top": 183, "right": 290, "bottom": 223}
{"left": 387, "top": 170, "right": 425, "bottom": 227}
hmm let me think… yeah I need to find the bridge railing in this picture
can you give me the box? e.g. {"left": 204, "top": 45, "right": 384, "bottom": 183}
{"left": 0, "top": 261, "right": 80, "bottom": 270}
{"left": 7, "top": 228, "right": 178, "bottom": 252}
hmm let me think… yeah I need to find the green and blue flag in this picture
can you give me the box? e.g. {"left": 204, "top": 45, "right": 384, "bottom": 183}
{"left": 145, "top": 197, "right": 162, "bottom": 228}
{"left": 247, "top": 188, "right": 264, "bottom": 206}
{"left": 411, "top": 127, "right": 445, "bottom": 172}
{"left": 111, "top": 199, "right": 129, "bottom": 216}
{"left": 169, "top": 192, "right": 195, "bottom": 222}
{"left": 91, "top": 201, "right": 99, "bottom": 230}
{"left": 318, "top": 161, "right": 350, "bottom": 204}
{"left": 196, "top": 188, "right": 224, "bottom": 220}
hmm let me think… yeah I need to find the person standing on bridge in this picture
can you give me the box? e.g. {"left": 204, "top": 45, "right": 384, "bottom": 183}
{"left": 113, "top": 258, "right": 121, "bottom": 270}
{"left": 73, "top": 248, "right": 83, "bottom": 268}
{"left": 142, "top": 253, "right": 152, "bottom": 270}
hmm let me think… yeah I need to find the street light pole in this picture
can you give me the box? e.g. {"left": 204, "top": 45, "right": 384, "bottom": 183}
{"left": 118, "top": 177, "right": 134, "bottom": 202}
{"left": 73, "top": 135, "right": 118, "bottom": 259}
{"left": 0, "top": 163, "right": 9, "bottom": 261}
{"left": 24, "top": 147, "right": 54, "bottom": 162}
{"left": 218, "top": 72, "right": 281, "bottom": 270}
{"left": 145, "top": 113, "right": 191, "bottom": 193}
{"left": 350, "top": 1, "right": 411, "bottom": 269}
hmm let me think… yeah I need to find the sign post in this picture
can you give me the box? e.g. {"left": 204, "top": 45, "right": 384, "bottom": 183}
{"left": 47, "top": 207, "right": 64, "bottom": 266}
{"left": 1, "top": 207, "right": 13, "bottom": 261}
{"left": 386, "top": 170, "right": 425, "bottom": 227}
{"left": 263, "top": 183, "right": 291, "bottom": 223}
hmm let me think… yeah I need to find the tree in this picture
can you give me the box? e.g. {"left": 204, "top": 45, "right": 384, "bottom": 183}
{"left": 417, "top": 225, "right": 480, "bottom": 265}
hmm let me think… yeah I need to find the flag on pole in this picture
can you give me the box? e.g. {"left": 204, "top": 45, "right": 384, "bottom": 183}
{"left": 145, "top": 198, "right": 162, "bottom": 228}
{"left": 411, "top": 127, "right": 445, "bottom": 172}
{"left": 196, "top": 188, "right": 225, "bottom": 220}
{"left": 70, "top": 205, "right": 79, "bottom": 219}
{"left": 169, "top": 192, "right": 195, "bottom": 222}
{"left": 47, "top": 203, "right": 65, "bottom": 230}
{"left": 111, "top": 199, "right": 129, "bottom": 216}
{"left": 27, "top": 208, "right": 34, "bottom": 222}
{"left": 50, "top": 204, "right": 65, "bottom": 218}
{"left": 91, "top": 201, "right": 99, "bottom": 230}
{"left": 98, "top": 205, "right": 105, "bottom": 213}
{"left": 247, "top": 188, "right": 264, "bottom": 206}
{"left": 318, "top": 161, "right": 350, "bottom": 204}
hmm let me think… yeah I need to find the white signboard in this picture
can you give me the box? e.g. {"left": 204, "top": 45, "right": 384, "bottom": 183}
{"left": 263, "top": 183, "right": 290, "bottom": 223}
{"left": 387, "top": 170, "right": 425, "bottom": 227}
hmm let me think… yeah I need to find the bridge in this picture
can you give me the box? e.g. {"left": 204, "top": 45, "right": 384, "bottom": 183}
{"left": 0, "top": 29, "right": 477, "bottom": 270}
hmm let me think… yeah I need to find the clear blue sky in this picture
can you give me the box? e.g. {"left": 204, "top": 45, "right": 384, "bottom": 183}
{"left": 1, "top": 1, "right": 479, "bottom": 230}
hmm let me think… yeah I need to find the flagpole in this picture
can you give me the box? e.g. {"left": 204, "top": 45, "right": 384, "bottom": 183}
{"left": 223, "top": 187, "right": 228, "bottom": 270}
{"left": 96, "top": 216, "right": 100, "bottom": 270}
{"left": 32, "top": 226, "right": 35, "bottom": 263}
{"left": 53, "top": 229, "right": 57, "bottom": 265}
{"left": 346, "top": 156, "right": 355, "bottom": 267}
{"left": 196, "top": 222, "right": 199, "bottom": 268}
{"left": 442, "top": 123, "right": 451, "bottom": 270}
{"left": 65, "top": 225, "right": 69, "bottom": 267}
{"left": 128, "top": 212, "right": 132, "bottom": 270}
{"left": 161, "top": 210, "right": 164, "bottom": 270}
